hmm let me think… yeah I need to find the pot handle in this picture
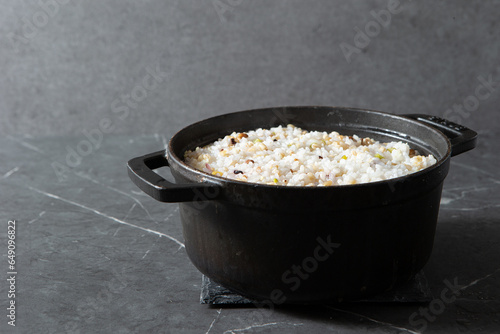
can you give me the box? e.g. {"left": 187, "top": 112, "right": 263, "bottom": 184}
{"left": 403, "top": 114, "right": 478, "bottom": 156}
{"left": 127, "top": 150, "right": 221, "bottom": 203}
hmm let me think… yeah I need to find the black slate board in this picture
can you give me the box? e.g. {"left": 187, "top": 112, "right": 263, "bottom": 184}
{"left": 200, "top": 272, "right": 433, "bottom": 305}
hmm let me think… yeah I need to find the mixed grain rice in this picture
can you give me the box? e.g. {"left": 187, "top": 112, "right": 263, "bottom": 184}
{"left": 184, "top": 125, "right": 437, "bottom": 186}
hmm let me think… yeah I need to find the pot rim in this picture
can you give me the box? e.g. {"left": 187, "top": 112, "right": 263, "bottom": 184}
{"left": 167, "top": 106, "right": 452, "bottom": 190}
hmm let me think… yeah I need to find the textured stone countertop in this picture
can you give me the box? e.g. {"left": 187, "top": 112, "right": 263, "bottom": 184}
{"left": 0, "top": 129, "right": 498, "bottom": 334}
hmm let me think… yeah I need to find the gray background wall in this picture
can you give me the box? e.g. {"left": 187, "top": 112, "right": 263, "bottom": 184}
{"left": 1, "top": 0, "right": 499, "bottom": 137}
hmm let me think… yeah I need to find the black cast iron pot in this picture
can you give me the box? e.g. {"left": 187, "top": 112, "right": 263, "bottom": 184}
{"left": 127, "top": 106, "right": 477, "bottom": 303}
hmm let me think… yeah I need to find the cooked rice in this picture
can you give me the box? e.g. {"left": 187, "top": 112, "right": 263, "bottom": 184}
{"left": 183, "top": 125, "right": 437, "bottom": 186}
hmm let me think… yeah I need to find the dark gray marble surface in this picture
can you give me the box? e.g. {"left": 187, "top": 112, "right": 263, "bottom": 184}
{"left": 0, "top": 127, "right": 498, "bottom": 334}
{"left": 1, "top": 0, "right": 499, "bottom": 332}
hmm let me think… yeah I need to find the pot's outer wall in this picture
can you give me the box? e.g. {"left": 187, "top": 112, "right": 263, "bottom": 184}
{"left": 179, "top": 183, "right": 443, "bottom": 302}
